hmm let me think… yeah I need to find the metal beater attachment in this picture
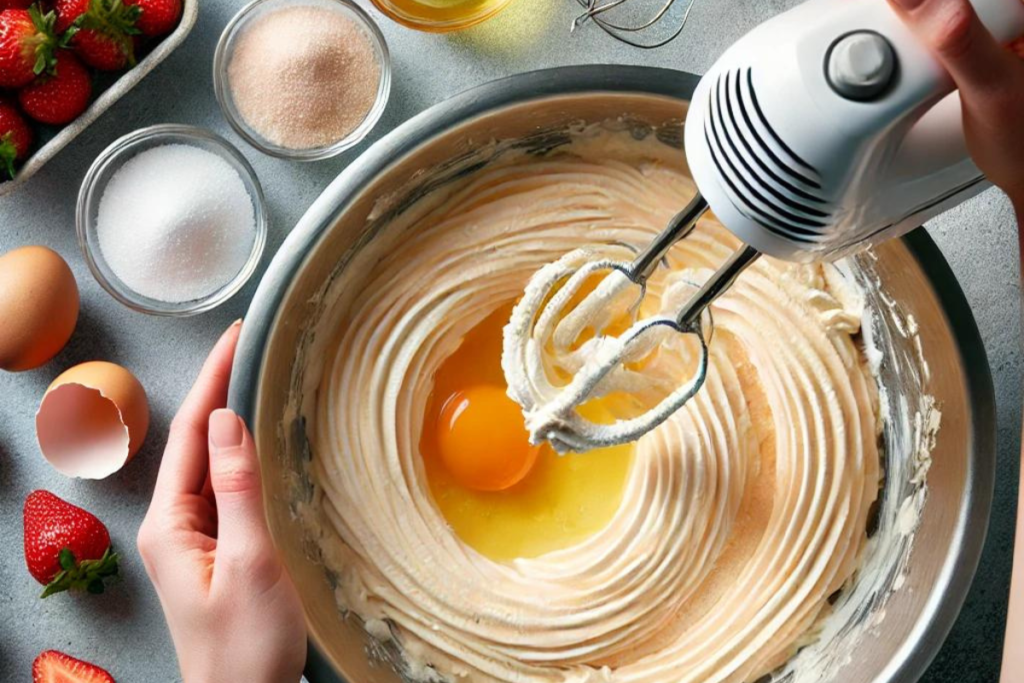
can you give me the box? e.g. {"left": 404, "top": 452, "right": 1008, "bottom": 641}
{"left": 571, "top": 0, "right": 698, "bottom": 49}
{"left": 502, "top": 194, "right": 760, "bottom": 453}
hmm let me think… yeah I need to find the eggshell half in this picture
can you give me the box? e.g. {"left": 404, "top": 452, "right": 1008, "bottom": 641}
{"left": 36, "top": 361, "right": 150, "bottom": 479}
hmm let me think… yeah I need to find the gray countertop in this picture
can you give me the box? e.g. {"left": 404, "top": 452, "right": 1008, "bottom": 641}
{"left": 0, "top": 0, "right": 1020, "bottom": 681}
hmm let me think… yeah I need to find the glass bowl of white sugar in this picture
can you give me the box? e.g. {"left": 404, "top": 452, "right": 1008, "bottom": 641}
{"left": 77, "top": 124, "right": 269, "bottom": 316}
{"left": 213, "top": 0, "right": 391, "bottom": 161}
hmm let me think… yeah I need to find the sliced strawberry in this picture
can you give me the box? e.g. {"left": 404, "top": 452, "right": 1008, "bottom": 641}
{"left": 124, "top": 0, "right": 177, "bottom": 37}
{"left": 56, "top": 0, "right": 138, "bottom": 69}
{"left": 33, "top": 650, "right": 115, "bottom": 683}
{"left": 23, "top": 490, "right": 119, "bottom": 598}
{"left": 19, "top": 50, "right": 92, "bottom": 125}
{"left": 0, "top": 98, "right": 32, "bottom": 179}
{"left": 0, "top": 6, "right": 58, "bottom": 88}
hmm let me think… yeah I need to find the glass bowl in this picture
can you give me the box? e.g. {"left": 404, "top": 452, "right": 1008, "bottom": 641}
{"left": 369, "top": 0, "right": 514, "bottom": 32}
{"left": 76, "top": 124, "right": 268, "bottom": 317}
{"left": 213, "top": 0, "right": 392, "bottom": 161}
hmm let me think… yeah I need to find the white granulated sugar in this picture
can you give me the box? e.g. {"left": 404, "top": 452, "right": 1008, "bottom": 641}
{"left": 96, "top": 144, "right": 256, "bottom": 303}
{"left": 227, "top": 4, "right": 381, "bottom": 150}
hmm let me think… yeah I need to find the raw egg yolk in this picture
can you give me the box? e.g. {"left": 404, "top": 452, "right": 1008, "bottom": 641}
{"left": 437, "top": 386, "right": 540, "bottom": 491}
{"left": 421, "top": 304, "right": 633, "bottom": 561}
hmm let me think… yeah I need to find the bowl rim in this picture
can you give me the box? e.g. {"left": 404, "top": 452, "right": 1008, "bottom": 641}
{"left": 212, "top": 0, "right": 393, "bottom": 162}
{"left": 226, "top": 64, "right": 996, "bottom": 683}
{"left": 76, "top": 123, "right": 269, "bottom": 317}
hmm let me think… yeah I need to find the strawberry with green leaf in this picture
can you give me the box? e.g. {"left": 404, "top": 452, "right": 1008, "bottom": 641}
{"left": 23, "top": 490, "right": 120, "bottom": 598}
{"left": 0, "top": 6, "right": 58, "bottom": 88}
{"left": 125, "top": 0, "right": 178, "bottom": 37}
{"left": 56, "top": 0, "right": 139, "bottom": 70}
{"left": 19, "top": 50, "right": 92, "bottom": 124}
{"left": 0, "top": 98, "right": 31, "bottom": 180}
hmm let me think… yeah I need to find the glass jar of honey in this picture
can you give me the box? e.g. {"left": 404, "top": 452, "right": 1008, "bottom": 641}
{"left": 369, "top": 0, "right": 513, "bottom": 32}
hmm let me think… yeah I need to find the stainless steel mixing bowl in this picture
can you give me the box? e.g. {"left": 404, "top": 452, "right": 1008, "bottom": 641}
{"left": 228, "top": 66, "right": 996, "bottom": 683}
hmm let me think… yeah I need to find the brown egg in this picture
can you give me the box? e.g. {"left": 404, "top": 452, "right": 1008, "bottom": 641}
{"left": 36, "top": 361, "right": 150, "bottom": 479}
{"left": 0, "top": 246, "right": 79, "bottom": 372}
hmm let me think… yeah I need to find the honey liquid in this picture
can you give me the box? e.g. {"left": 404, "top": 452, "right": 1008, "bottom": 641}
{"left": 371, "top": 0, "right": 512, "bottom": 31}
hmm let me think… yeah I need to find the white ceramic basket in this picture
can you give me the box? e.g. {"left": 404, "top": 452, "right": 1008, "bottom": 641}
{"left": 0, "top": 0, "right": 198, "bottom": 197}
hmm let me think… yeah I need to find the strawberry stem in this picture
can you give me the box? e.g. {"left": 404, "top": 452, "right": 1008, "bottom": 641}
{"left": 0, "top": 133, "right": 18, "bottom": 180}
{"left": 73, "top": 0, "right": 142, "bottom": 66}
{"left": 27, "top": 5, "right": 59, "bottom": 76}
{"left": 41, "top": 546, "right": 120, "bottom": 598}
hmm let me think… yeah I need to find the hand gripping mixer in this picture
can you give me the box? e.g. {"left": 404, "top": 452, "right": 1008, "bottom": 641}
{"left": 503, "top": 0, "right": 1024, "bottom": 454}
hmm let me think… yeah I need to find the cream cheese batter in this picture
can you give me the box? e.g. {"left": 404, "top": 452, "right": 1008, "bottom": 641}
{"left": 303, "top": 128, "right": 882, "bottom": 683}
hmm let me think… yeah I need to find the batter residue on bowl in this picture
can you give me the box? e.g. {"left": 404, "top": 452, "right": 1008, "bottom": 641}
{"left": 301, "top": 128, "right": 882, "bottom": 682}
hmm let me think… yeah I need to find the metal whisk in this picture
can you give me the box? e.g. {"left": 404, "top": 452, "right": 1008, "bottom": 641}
{"left": 571, "top": 0, "right": 698, "bottom": 49}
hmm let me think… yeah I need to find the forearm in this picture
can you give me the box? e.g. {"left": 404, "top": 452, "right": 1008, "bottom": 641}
{"left": 1005, "top": 195, "right": 1024, "bottom": 683}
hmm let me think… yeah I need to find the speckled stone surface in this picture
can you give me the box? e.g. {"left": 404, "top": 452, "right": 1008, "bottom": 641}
{"left": 0, "top": 0, "right": 1019, "bottom": 681}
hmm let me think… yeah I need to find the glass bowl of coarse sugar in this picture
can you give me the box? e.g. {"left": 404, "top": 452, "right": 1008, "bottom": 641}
{"left": 76, "top": 124, "right": 268, "bottom": 316}
{"left": 213, "top": 0, "right": 392, "bottom": 161}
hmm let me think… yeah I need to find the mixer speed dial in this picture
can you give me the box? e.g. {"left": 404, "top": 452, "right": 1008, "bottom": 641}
{"left": 826, "top": 31, "right": 898, "bottom": 101}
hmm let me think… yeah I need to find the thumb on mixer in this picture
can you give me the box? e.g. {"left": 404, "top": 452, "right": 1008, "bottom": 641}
{"left": 890, "top": 0, "right": 1024, "bottom": 201}
{"left": 888, "top": 0, "right": 1023, "bottom": 95}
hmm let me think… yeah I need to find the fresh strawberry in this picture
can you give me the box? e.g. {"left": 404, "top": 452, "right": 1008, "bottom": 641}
{"left": 0, "top": 0, "right": 35, "bottom": 10}
{"left": 19, "top": 50, "right": 91, "bottom": 125}
{"left": 0, "top": 98, "right": 31, "bottom": 179}
{"left": 23, "top": 490, "right": 119, "bottom": 598}
{"left": 33, "top": 650, "right": 115, "bottom": 683}
{"left": 0, "top": 7, "right": 57, "bottom": 88}
{"left": 124, "top": 0, "right": 176, "bottom": 37}
{"left": 56, "top": 0, "right": 139, "bottom": 69}
{"left": 68, "top": 22, "right": 128, "bottom": 69}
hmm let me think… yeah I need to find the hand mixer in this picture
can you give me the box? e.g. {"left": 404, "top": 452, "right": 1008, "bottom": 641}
{"left": 503, "top": 0, "right": 1024, "bottom": 454}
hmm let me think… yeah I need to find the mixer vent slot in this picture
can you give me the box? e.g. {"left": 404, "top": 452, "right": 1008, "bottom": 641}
{"left": 705, "top": 68, "right": 831, "bottom": 243}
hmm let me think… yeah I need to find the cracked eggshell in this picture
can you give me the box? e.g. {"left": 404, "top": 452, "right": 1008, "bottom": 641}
{"left": 36, "top": 361, "right": 150, "bottom": 479}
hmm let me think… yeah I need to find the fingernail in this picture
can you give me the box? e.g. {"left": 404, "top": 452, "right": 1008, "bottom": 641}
{"left": 209, "top": 409, "right": 244, "bottom": 449}
{"left": 889, "top": 0, "right": 926, "bottom": 10}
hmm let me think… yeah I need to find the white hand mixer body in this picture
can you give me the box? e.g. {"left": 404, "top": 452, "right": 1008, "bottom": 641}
{"left": 504, "top": 0, "right": 1024, "bottom": 454}
{"left": 689, "top": 0, "right": 1024, "bottom": 262}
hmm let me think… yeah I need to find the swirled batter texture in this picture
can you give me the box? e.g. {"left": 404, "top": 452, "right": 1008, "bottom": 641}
{"left": 306, "top": 132, "right": 881, "bottom": 683}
